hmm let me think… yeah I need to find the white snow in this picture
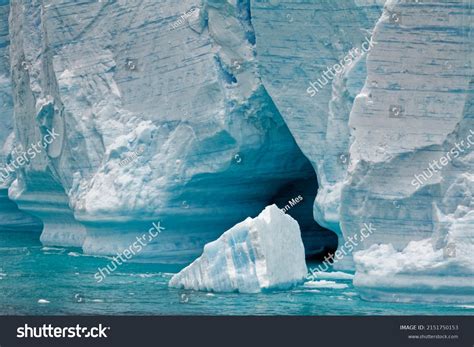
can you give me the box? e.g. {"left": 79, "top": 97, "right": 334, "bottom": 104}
{"left": 352, "top": 205, "right": 474, "bottom": 303}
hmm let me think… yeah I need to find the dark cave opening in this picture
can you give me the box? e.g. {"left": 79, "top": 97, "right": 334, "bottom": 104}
{"left": 268, "top": 161, "right": 338, "bottom": 261}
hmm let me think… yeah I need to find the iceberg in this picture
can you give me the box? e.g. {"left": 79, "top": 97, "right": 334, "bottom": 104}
{"left": 1, "top": 0, "right": 472, "bottom": 304}
{"left": 169, "top": 205, "right": 307, "bottom": 293}
{"left": 250, "top": 0, "right": 473, "bottom": 300}
{"left": 250, "top": 0, "right": 385, "bottom": 268}
{"left": 250, "top": 0, "right": 384, "bottom": 232}
{"left": 0, "top": 0, "right": 13, "bottom": 183}
{"left": 342, "top": 0, "right": 473, "bottom": 252}
{"left": 0, "top": 0, "right": 42, "bottom": 232}
{"left": 5, "top": 0, "right": 331, "bottom": 261}
{"left": 344, "top": 0, "right": 474, "bottom": 301}
{"left": 304, "top": 280, "right": 349, "bottom": 290}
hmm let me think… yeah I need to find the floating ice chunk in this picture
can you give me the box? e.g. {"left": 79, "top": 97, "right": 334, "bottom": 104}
{"left": 457, "top": 305, "right": 474, "bottom": 310}
{"left": 304, "top": 280, "right": 349, "bottom": 290}
{"left": 169, "top": 205, "right": 307, "bottom": 293}
{"left": 310, "top": 271, "right": 354, "bottom": 281}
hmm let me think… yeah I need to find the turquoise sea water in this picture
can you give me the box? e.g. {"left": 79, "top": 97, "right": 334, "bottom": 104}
{"left": 0, "top": 230, "right": 472, "bottom": 315}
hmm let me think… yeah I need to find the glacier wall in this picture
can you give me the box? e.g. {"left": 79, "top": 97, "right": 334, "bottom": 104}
{"left": 5, "top": 0, "right": 332, "bottom": 262}
{"left": 180, "top": 0, "right": 471, "bottom": 301}
{"left": 7, "top": 0, "right": 89, "bottom": 245}
{"left": 0, "top": 0, "right": 42, "bottom": 232}
{"left": 250, "top": 0, "right": 384, "bottom": 247}
{"left": 343, "top": 0, "right": 473, "bottom": 251}
{"left": 250, "top": 0, "right": 473, "bottom": 301}
{"left": 0, "top": 0, "right": 13, "bottom": 176}
{"left": 348, "top": 0, "right": 474, "bottom": 302}
{"left": 2, "top": 0, "right": 472, "bottom": 302}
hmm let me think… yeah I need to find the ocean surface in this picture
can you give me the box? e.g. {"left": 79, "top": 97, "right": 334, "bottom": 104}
{"left": 0, "top": 230, "right": 472, "bottom": 316}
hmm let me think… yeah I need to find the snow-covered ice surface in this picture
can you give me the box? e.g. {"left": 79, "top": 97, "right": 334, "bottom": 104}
{"left": 354, "top": 236, "right": 474, "bottom": 303}
{"left": 169, "top": 205, "right": 307, "bottom": 293}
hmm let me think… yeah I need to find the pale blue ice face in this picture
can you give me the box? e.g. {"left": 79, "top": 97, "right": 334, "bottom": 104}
{"left": 0, "top": 0, "right": 472, "bottom": 309}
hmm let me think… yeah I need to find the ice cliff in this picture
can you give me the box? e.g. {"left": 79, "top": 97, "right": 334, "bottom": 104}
{"left": 1, "top": 0, "right": 472, "bottom": 302}
{"left": 348, "top": 0, "right": 474, "bottom": 301}
{"left": 169, "top": 204, "right": 307, "bottom": 293}
{"left": 4, "top": 0, "right": 332, "bottom": 262}
{"left": 0, "top": 0, "right": 11, "bottom": 163}
{"left": 250, "top": 0, "right": 384, "bottom": 268}
{"left": 0, "top": 0, "right": 42, "bottom": 232}
{"left": 250, "top": 0, "right": 473, "bottom": 301}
